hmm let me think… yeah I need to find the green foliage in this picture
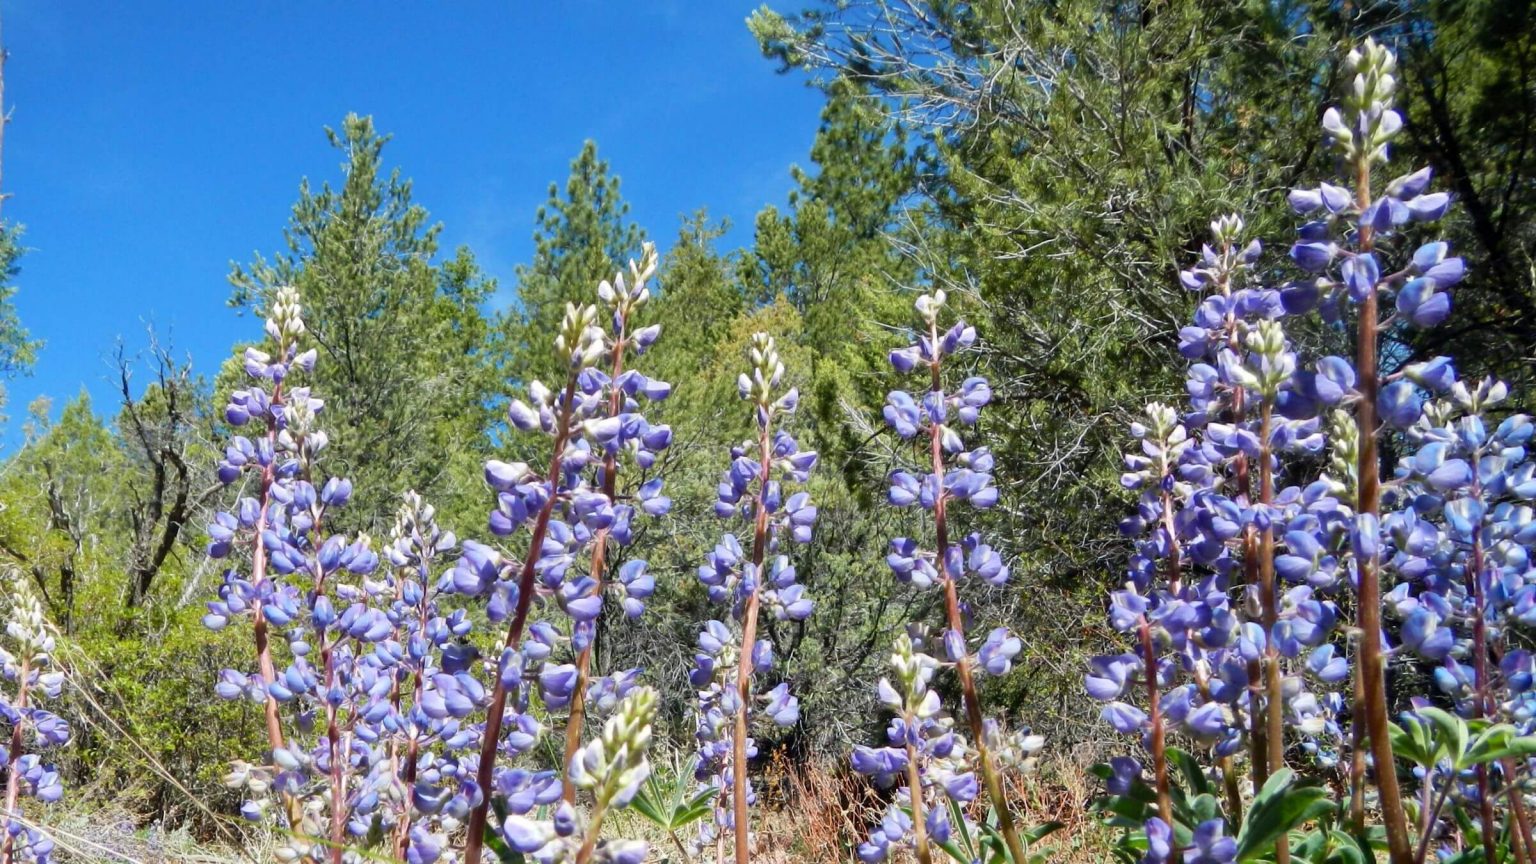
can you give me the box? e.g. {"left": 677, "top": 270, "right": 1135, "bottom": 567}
{"left": 1391, "top": 707, "right": 1536, "bottom": 775}
{"left": 629, "top": 755, "right": 718, "bottom": 834}
{"left": 0, "top": 394, "right": 120, "bottom": 631}
{"left": 1393, "top": 0, "right": 1536, "bottom": 390}
{"left": 1233, "top": 770, "right": 1335, "bottom": 862}
{"left": 748, "top": 0, "right": 1356, "bottom": 745}
{"left": 0, "top": 221, "right": 38, "bottom": 415}
{"left": 501, "top": 140, "right": 645, "bottom": 388}
{"left": 738, "top": 80, "right": 916, "bottom": 470}
{"left": 1092, "top": 757, "right": 1339, "bottom": 864}
{"left": 228, "top": 113, "right": 501, "bottom": 533}
{"left": 66, "top": 607, "right": 260, "bottom": 819}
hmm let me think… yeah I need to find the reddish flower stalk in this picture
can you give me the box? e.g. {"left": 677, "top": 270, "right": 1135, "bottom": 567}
{"left": 1503, "top": 757, "right": 1536, "bottom": 864}
{"left": 394, "top": 552, "right": 435, "bottom": 860}
{"left": 0, "top": 651, "right": 31, "bottom": 864}
{"left": 561, "top": 311, "right": 632, "bottom": 805}
{"left": 323, "top": 636, "right": 345, "bottom": 864}
{"left": 1233, "top": 390, "right": 1272, "bottom": 794}
{"left": 1133, "top": 617, "right": 1174, "bottom": 830}
{"left": 731, "top": 420, "right": 773, "bottom": 864}
{"left": 1213, "top": 235, "right": 1270, "bottom": 795}
{"left": 1256, "top": 400, "right": 1289, "bottom": 864}
{"left": 1352, "top": 150, "right": 1415, "bottom": 864}
{"left": 903, "top": 714, "right": 934, "bottom": 864}
{"left": 1469, "top": 537, "right": 1496, "bottom": 864}
{"left": 1347, "top": 650, "right": 1366, "bottom": 832}
{"left": 925, "top": 317, "right": 1027, "bottom": 864}
{"left": 463, "top": 373, "right": 581, "bottom": 864}
{"left": 252, "top": 380, "right": 287, "bottom": 755}
{"left": 1139, "top": 433, "right": 1182, "bottom": 827}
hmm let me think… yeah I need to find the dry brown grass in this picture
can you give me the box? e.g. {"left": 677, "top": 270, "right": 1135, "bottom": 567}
{"left": 746, "top": 752, "right": 1114, "bottom": 863}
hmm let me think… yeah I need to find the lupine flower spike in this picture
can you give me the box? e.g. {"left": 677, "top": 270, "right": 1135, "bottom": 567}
{"left": 1091, "top": 38, "right": 1506, "bottom": 864}
{"left": 0, "top": 568, "right": 68, "bottom": 864}
{"left": 689, "top": 332, "right": 816, "bottom": 864}
{"left": 459, "top": 300, "right": 609, "bottom": 864}
{"left": 870, "top": 290, "right": 1036, "bottom": 864}
{"left": 208, "top": 286, "right": 421, "bottom": 864}
{"left": 559, "top": 242, "right": 673, "bottom": 804}
{"left": 463, "top": 261, "right": 672, "bottom": 864}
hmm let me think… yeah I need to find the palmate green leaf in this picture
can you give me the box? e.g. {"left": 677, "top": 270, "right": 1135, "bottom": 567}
{"left": 1416, "top": 707, "right": 1470, "bottom": 766}
{"left": 1472, "top": 732, "right": 1536, "bottom": 764}
{"left": 1463, "top": 724, "right": 1515, "bottom": 766}
{"left": 1322, "top": 829, "right": 1368, "bottom": 864}
{"left": 630, "top": 781, "right": 670, "bottom": 828}
{"left": 1389, "top": 715, "right": 1440, "bottom": 769}
{"left": 1292, "top": 827, "right": 1326, "bottom": 862}
{"left": 1463, "top": 722, "right": 1536, "bottom": 766}
{"left": 978, "top": 821, "right": 1010, "bottom": 864}
{"left": 1179, "top": 793, "right": 1221, "bottom": 832}
{"left": 631, "top": 756, "right": 717, "bottom": 831}
{"left": 935, "top": 835, "right": 972, "bottom": 864}
{"left": 1234, "top": 769, "right": 1336, "bottom": 862}
{"left": 674, "top": 787, "right": 720, "bottom": 826}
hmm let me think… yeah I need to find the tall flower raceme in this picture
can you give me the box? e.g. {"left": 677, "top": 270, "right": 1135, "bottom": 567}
{"left": 1086, "top": 38, "right": 1536, "bottom": 864}
{"left": 688, "top": 332, "right": 816, "bottom": 864}
{"left": 207, "top": 288, "right": 473, "bottom": 864}
{"left": 0, "top": 568, "right": 67, "bottom": 864}
{"left": 459, "top": 263, "right": 671, "bottom": 864}
{"left": 555, "top": 242, "right": 673, "bottom": 805}
{"left": 372, "top": 491, "right": 480, "bottom": 864}
{"left": 860, "top": 290, "right": 1039, "bottom": 864}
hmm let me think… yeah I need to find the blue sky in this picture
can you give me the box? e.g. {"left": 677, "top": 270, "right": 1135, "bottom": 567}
{"left": 1, "top": 2, "right": 824, "bottom": 447}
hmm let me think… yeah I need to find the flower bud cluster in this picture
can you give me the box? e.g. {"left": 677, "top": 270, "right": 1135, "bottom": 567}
{"left": 853, "top": 633, "right": 978, "bottom": 862}
{"left": 500, "top": 688, "right": 656, "bottom": 864}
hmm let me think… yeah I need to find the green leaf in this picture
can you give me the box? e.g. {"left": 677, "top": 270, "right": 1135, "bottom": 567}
{"left": 1024, "top": 821, "right": 1064, "bottom": 845}
{"left": 1417, "top": 707, "right": 1470, "bottom": 768}
{"left": 631, "top": 782, "right": 669, "bottom": 828}
{"left": 1168, "top": 747, "right": 1211, "bottom": 797}
{"left": 976, "top": 821, "right": 1012, "bottom": 864}
{"left": 1388, "top": 718, "right": 1435, "bottom": 769}
{"left": 1466, "top": 723, "right": 1536, "bottom": 765}
{"left": 1324, "top": 829, "right": 1367, "bottom": 864}
{"left": 947, "top": 798, "right": 977, "bottom": 860}
{"left": 675, "top": 787, "right": 720, "bottom": 826}
{"left": 935, "top": 838, "right": 972, "bottom": 864}
{"left": 1235, "top": 769, "right": 1336, "bottom": 862}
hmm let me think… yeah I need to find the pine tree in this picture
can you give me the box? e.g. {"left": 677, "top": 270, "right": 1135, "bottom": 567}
{"left": 229, "top": 114, "right": 500, "bottom": 532}
{"left": 738, "top": 80, "right": 918, "bottom": 466}
{"left": 501, "top": 140, "right": 645, "bottom": 387}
